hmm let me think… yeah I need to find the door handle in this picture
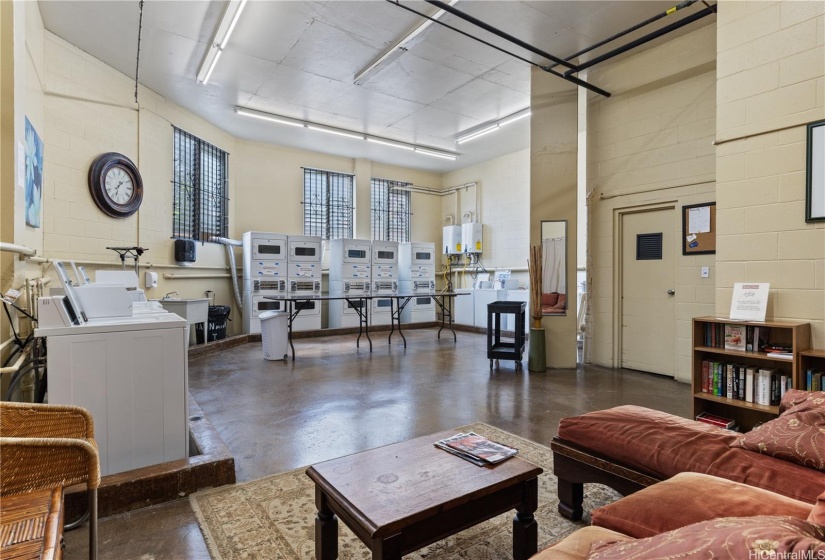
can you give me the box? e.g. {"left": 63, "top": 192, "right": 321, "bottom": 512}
{"left": 667, "top": 289, "right": 675, "bottom": 295}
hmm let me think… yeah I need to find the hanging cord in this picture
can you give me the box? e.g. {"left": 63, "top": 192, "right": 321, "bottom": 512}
{"left": 134, "top": 0, "right": 145, "bottom": 104}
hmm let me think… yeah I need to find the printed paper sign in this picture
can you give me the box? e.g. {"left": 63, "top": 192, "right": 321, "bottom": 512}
{"left": 688, "top": 206, "right": 711, "bottom": 233}
{"left": 729, "top": 282, "right": 770, "bottom": 322}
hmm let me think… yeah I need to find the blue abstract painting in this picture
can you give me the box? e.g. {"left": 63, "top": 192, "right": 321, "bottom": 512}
{"left": 25, "top": 117, "right": 44, "bottom": 228}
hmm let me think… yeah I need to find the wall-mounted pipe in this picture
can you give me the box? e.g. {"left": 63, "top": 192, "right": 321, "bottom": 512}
{"left": 26, "top": 256, "right": 227, "bottom": 271}
{"left": 0, "top": 242, "right": 36, "bottom": 257}
{"left": 0, "top": 352, "right": 27, "bottom": 375}
{"left": 162, "top": 273, "right": 235, "bottom": 280}
{"left": 211, "top": 237, "right": 244, "bottom": 312}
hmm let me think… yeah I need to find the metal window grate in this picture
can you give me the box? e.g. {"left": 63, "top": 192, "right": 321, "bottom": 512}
{"left": 371, "top": 178, "right": 411, "bottom": 242}
{"left": 172, "top": 127, "right": 229, "bottom": 241}
{"left": 636, "top": 233, "right": 663, "bottom": 260}
{"left": 303, "top": 168, "right": 354, "bottom": 239}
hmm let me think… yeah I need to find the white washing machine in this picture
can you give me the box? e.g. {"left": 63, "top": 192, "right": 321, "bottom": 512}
{"left": 370, "top": 240, "right": 398, "bottom": 326}
{"left": 35, "top": 312, "right": 188, "bottom": 476}
{"left": 504, "top": 289, "right": 530, "bottom": 334}
{"left": 329, "top": 239, "right": 372, "bottom": 328}
{"left": 454, "top": 288, "right": 475, "bottom": 326}
{"left": 473, "top": 288, "right": 507, "bottom": 329}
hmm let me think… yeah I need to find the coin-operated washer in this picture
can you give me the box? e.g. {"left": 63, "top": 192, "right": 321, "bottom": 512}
{"left": 242, "top": 232, "right": 288, "bottom": 334}
{"left": 287, "top": 235, "right": 322, "bottom": 331}
{"left": 36, "top": 261, "right": 188, "bottom": 476}
{"left": 398, "top": 242, "right": 436, "bottom": 324}
{"left": 328, "top": 239, "right": 372, "bottom": 328}
{"left": 370, "top": 241, "right": 398, "bottom": 326}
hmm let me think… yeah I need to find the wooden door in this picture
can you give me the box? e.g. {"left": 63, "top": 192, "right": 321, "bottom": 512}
{"left": 621, "top": 208, "right": 677, "bottom": 376}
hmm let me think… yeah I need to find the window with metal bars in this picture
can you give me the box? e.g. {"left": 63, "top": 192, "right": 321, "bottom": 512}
{"left": 172, "top": 127, "right": 229, "bottom": 241}
{"left": 371, "top": 178, "right": 411, "bottom": 242}
{"left": 302, "top": 168, "right": 354, "bottom": 239}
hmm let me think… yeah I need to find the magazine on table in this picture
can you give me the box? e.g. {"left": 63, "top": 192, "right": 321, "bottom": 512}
{"left": 434, "top": 432, "right": 518, "bottom": 465}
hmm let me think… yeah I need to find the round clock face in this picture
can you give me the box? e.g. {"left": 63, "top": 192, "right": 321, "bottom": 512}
{"left": 88, "top": 153, "right": 143, "bottom": 218}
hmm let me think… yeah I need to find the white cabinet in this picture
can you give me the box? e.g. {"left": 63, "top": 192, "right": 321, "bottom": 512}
{"left": 39, "top": 315, "right": 188, "bottom": 476}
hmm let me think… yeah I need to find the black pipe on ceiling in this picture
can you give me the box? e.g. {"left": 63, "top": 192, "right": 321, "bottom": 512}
{"left": 545, "top": 0, "right": 699, "bottom": 72}
{"left": 565, "top": 5, "right": 716, "bottom": 76}
{"left": 424, "top": 0, "right": 579, "bottom": 73}
{"left": 386, "top": 0, "right": 612, "bottom": 97}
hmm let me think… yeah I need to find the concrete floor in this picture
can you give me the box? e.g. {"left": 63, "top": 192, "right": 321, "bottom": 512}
{"left": 63, "top": 329, "right": 690, "bottom": 559}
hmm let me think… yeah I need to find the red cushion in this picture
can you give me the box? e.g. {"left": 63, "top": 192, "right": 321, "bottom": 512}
{"left": 591, "top": 472, "right": 814, "bottom": 539}
{"left": 542, "top": 293, "right": 559, "bottom": 306}
{"left": 558, "top": 405, "right": 825, "bottom": 503}
{"left": 588, "top": 516, "right": 825, "bottom": 560}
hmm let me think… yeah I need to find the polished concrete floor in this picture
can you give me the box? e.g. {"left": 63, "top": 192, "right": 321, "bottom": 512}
{"left": 64, "top": 329, "right": 690, "bottom": 559}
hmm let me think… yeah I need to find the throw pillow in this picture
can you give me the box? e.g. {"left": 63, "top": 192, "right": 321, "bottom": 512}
{"left": 810, "top": 490, "right": 825, "bottom": 526}
{"left": 730, "top": 390, "right": 825, "bottom": 471}
{"left": 780, "top": 389, "right": 825, "bottom": 414}
{"left": 588, "top": 516, "right": 825, "bottom": 560}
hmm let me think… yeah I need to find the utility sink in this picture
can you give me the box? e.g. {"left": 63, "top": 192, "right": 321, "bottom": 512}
{"left": 156, "top": 298, "right": 210, "bottom": 345}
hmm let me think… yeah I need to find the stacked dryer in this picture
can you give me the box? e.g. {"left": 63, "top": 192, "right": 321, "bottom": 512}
{"left": 399, "top": 242, "right": 436, "bottom": 324}
{"left": 329, "top": 238, "right": 372, "bottom": 328}
{"left": 287, "top": 235, "right": 323, "bottom": 331}
{"left": 242, "top": 232, "right": 288, "bottom": 334}
{"left": 370, "top": 241, "right": 398, "bottom": 326}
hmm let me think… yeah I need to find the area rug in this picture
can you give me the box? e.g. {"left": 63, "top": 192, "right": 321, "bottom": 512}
{"left": 190, "top": 422, "right": 620, "bottom": 560}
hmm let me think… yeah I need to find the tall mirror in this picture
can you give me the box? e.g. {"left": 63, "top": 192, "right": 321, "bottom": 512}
{"left": 541, "top": 220, "right": 567, "bottom": 315}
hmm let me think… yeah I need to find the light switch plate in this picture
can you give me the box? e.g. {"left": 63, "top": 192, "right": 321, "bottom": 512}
{"left": 701, "top": 267, "right": 709, "bottom": 278}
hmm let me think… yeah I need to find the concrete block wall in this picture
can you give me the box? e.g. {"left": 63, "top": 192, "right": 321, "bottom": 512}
{"left": 715, "top": 0, "right": 825, "bottom": 348}
{"left": 585, "top": 24, "right": 717, "bottom": 382}
{"left": 442, "top": 149, "right": 530, "bottom": 276}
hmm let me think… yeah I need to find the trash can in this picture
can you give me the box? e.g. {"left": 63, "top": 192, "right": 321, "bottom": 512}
{"left": 260, "top": 310, "right": 288, "bottom": 361}
{"left": 196, "top": 305, "right": 232, "bottom": 343}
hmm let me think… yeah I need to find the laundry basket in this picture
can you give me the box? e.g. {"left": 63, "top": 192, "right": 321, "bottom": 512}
{"left": 260, "top": 310, "right": 288, "bottom": 361}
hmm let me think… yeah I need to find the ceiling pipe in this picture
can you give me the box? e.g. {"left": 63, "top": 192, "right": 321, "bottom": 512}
{"left": 564, "top": 5, "right": 716, "bottom": 76}
{"left": 545, "top": 0, "right": 699, "bottom": 71}
{"left": 424, "top": 0, "right": 578, "bottom": 72}
{"left": 386, "top": 0, "right": 611, "bottom": 97}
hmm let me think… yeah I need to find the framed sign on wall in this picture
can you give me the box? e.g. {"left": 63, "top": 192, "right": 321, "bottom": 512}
{"left": 806, "top": 119, "right": 825, "bottom": 222}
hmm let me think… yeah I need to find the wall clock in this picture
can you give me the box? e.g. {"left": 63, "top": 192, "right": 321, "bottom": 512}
{"left": 88, "top": 152, "right": 144, "bottom": 218}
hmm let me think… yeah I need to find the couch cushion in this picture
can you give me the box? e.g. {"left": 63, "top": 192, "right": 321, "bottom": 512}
{"left": 557, "top": 405, "right": 737, "bottom": 478}
{"left": 542, "top": 293, "right": 560, "bottom": 306}
{"left": 591, "top": 472, "right": 814, "bottom": 538}
{"left": 587, "top": 516, "right": 825, "bottom": 560}
{"left": 810, "top": 491, "right": 825, "bottom": 525}
{"left": 730, "top": 390, "right": 825, "bottom": 471}
{"left": 557, "top": 405, "right": 825, "bottom": 503}
{"left": 780, "top": 389, "right": 825, "bottom": 414}
{"left": 531, "top": 527, "right": 630, "bottom": 560}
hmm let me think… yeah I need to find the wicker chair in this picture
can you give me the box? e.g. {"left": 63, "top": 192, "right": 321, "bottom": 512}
{"left": 1, "top": 401, "right": 100, "bottom": 560}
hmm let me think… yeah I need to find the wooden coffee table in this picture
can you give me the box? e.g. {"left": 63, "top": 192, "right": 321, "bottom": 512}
{"left": 306, "top": 429, "right": 543, "bottom": 560}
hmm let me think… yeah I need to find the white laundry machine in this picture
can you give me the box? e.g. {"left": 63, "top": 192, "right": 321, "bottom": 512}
{"left": 370, "top": 241, "right": 398, "bottom": 326}
{"left": 473, "top": 288, "right": 507, "bottom": 329}
{"left": 36, "top": 312, "right": 188, "bottom": 476}
{"left": 454, "top": 288, "right": 475, "bottom": 326}
{"left": 504, "top": 289, "right": 530, "bottom": 334}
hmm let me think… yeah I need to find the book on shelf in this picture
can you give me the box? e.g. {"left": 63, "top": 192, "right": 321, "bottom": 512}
{"left": 724, "top": 325, "right": 746, "bottom": 351}
{"left": 434, "top": 432, "right": 518, "bottom": 466}
{"left": 695, "top": 412, "right": 735, "bottom": 429}
{"left": 807, "top": 369, "right": 825, "bottom": 391}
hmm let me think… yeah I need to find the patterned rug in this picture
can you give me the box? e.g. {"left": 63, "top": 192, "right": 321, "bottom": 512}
{"left": 190, "top": 422, "right": 620, "bottom": 560}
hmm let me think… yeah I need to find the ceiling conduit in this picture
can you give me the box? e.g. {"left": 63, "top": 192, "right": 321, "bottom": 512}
{"left": 386, "top": 0, "right": 611, "bottom": 97}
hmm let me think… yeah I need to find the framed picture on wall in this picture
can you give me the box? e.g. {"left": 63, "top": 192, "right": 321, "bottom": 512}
{"left": 806, "top": 119, "right": 825, "bottom": 222}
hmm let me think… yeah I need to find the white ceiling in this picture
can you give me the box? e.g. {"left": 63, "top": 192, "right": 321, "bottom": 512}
{"left": 37, "top": 0, "right": 714, "bottom": 174}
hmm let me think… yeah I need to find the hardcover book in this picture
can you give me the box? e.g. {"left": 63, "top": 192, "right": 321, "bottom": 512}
{"left": 724, "top": 324, "right": 746, "bottom": 351}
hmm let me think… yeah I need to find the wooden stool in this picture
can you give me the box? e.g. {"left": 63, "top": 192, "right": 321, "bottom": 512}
{"left": 1, "top": 487, "right": 64, "bottom": 560}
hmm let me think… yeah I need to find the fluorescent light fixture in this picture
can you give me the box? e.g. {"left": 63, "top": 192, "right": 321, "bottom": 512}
{"left": 499, "top": 109, "right": 531, "bottom": 126}
{"left": 306, "top": 125, "right": 365, "bottom": 140}
{"left": 234, "top": 106, "right": 459, "bottom": 161}
{"left": 454, "top": 107, "right": 531, "bottom": 144}
{"left": 456, "top": 124, "right": 499, "bottom": 144}
{"left": 415, "top": 147, "right": 458, "bottom": 160}
{"left": 235, "top": 107, "right": 304, "bottom": 128}
{"left": 366, "top": 137, "right": 415, "bottom": 151}
{"left": 354, "top": 0, "right": 460, "bottom": 85}
{"left": 197, "top": 0, "right": 249, "bottom": 85}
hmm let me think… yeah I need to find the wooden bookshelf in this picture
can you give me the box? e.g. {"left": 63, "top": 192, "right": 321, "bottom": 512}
{"left": 799, "top": 349, "right": 825, "bottom": 390}
{"left": 691, "top": 317, "right": 810, "bottom": 431}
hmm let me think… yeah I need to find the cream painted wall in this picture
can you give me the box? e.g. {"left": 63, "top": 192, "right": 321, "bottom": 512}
{"left": 442, "top": 150, "right": 531, "bottom": 286}
{"left": 530, "top": 72, "right": 578, "bottom": 369}
{"left": 715, "top": 1, "right": 825, "bottom": 347}
{"left": 585, "top": 24, "right": 717, "bottom": 382}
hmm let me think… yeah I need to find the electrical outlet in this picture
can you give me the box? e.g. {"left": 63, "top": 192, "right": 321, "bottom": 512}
{"left": 701, "top": 267, "right": 709, "bottom": 278}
